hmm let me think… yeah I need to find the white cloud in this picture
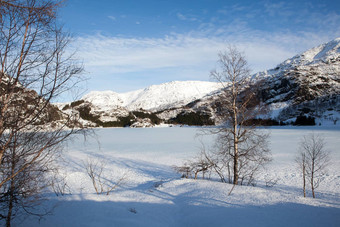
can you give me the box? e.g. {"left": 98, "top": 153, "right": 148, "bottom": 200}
{"left": 176, "top": 13, "right": 186, "bottom": 21}
{"left": 108, "top": 16, "right": 116, "bottom": 21}
{"left": 74, "top": 35, "right": 221, "bottom": 74}
{"left": 73, "top": 32, "right": 305, "bottom": 80}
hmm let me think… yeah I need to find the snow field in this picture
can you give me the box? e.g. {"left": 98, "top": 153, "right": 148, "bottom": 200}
{"left": 18, "top": 126, "right": 340, "bottom": 227}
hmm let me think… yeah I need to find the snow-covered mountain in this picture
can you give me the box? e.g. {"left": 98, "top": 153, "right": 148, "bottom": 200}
{"left": 82, "top": 81, "right": 222, "bottom": 112}
{"left": 58, "top": 37, "right": 340, "bottom": 127}
{"left": 253, "top": 37, "right": 340, "bottom": 122}
{"left": 58, "top": 81, "right": 222, "bottom": 127}
{"left": 255, "top": 37, "right": 339, "bottom": 103}
{"left": 256, "top": 37, "right": 340, "bottom": 78}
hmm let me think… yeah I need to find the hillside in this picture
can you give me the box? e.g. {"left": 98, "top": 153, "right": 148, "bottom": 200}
{"left": 0, "top": 74, "right": 63, "bottom": 129}
{"left": 255, "top": 37, "right": 340, "bottom": 123}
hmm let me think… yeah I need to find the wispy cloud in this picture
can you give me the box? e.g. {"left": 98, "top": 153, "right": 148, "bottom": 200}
{"left": 75, "top": 35, "right": 222, "bottom": 74}
{"left": 73, "top": 31, "right": 306, "bottom": 82}
{"left": 71, "top": 2, "right": 340, "bottom": 93}
{"left": 264, "top": 2, "right": 290, "bottom": 17}
{"left": 176, "top": 12, "right": 198, "bottom": 22}
{"left": 108, "top": 15, "right": 116, "bottom": 21}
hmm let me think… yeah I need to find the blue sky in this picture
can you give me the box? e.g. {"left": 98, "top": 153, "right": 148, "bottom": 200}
{"left": 58, "top": 0, "right": 340, "bottom": 98}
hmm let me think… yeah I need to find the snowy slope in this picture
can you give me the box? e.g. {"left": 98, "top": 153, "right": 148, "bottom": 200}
{"left": 81, "top": 90, "right": 126, "bottom": 111}
{"left": 82, "top": 81, "right": 222, "bottom": 111}
{"left": 285, "top": 37, "right": 340, "bottom": 66}
{"left": 251, "top": 37, "right": 340, "bottom": 122}
{"left": 254, "top": 37, "right": 340, "bottom": 79}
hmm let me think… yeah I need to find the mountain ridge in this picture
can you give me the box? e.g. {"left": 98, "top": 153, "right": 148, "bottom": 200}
{"left": 81, "top": 80, "right": 223, "bottom": 112}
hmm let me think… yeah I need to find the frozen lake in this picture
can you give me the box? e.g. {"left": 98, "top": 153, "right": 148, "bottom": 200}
{"left": 68, "top": 126, "right": 340, "bottom": 166}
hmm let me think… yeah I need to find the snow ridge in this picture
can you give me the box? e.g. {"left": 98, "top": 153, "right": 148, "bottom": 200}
{"left": 255, "top": 37, "right": 340, "bottom": 78}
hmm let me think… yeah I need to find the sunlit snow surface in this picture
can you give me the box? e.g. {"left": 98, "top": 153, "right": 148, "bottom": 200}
{"left": 17, "top": 126, "right": 340, "bottom": 227}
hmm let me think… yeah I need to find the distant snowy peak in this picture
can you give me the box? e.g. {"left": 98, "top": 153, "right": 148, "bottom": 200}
{"left": 82, "top": 81, "right": 222, "bottom": 111}
{"left": 255, "top": 37, "right": 340, "bottom": 106}
{"left": 255, "top": 37, "right": 340, "bottom": 78}
{"left": 282, "top": 37, "right": 340, "bottom": 66}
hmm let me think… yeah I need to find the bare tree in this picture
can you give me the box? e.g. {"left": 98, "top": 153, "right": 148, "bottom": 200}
{"left": 84, "top": 158, "right": 126, "bottom": 196}
{"left": 0, "top": 0, "right": 83, "bottom": 225}
{"left": 297, "top": 133, "right": 330, "bottom": 198}
{"left": 208, "top": 46, "right": 271, "bottom": 185}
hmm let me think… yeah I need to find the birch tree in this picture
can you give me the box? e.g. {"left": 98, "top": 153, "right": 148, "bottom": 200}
{"left": 297, "top": 133, "right": 330, "bottom": 198}
{"left": 209, "top": 46, "right": 271, "bottom": 185}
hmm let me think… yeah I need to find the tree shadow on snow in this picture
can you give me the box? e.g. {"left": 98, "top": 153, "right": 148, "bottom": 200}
{"left": 17, "top": 195, "right": 340, "bottom": 227}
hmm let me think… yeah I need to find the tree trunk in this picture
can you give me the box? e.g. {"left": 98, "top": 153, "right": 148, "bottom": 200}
{"left": 6, "top": 182, "right": 14, "bottom": 227}
{"left": 6, "top": 151, "right": 16, "bottom": 227}
{"left": 227, "top": 162, "right": 231, "bottom": 183}
{"left": 311, "top": 178, "right": 315, "bottom": 198}
{"left": 311, "top": 158, "right": 315, "bottom": 198}
{"left": 303, "top": 162, "right": 306, "bottom": 197}
{"left": 232, "top": 94, "right": 239, "bottom": 185}
{"left": 233, "top": 105, "right": 239, "bottom": 185}
{"left": 233, "top": 133, "right": 239, "bottom": 185}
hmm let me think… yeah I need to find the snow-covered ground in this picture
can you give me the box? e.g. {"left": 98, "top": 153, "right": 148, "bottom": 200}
{"left": 16, "top": 126, "right": 340, "bottom": 227}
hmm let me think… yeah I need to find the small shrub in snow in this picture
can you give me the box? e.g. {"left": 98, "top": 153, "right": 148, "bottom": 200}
{"left": 51, "top": 171, "right": 71, "bottom": 196}
{"left": 83, "top": 158, "right": 126, "bottom": 195}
